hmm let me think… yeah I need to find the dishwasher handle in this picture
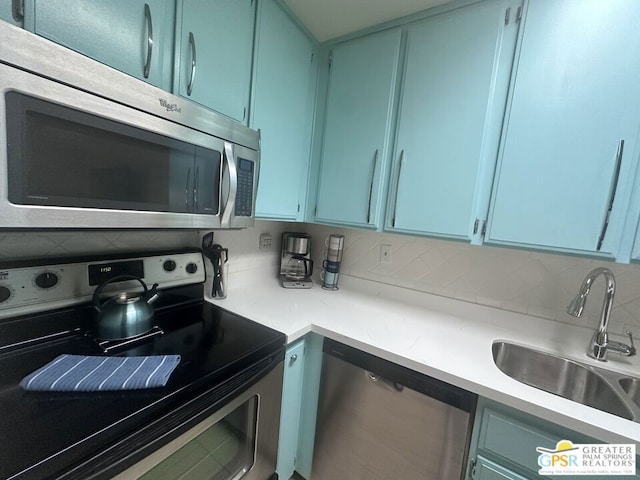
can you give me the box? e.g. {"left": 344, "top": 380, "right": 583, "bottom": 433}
{"left": 366, "top": 371, "right": 404, "bottom": 392}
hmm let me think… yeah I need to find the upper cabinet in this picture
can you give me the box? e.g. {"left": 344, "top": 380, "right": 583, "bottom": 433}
{"left": 251, "top": 0, "right": 316, "bottom": 221}
{"left": 485, "top": 0, "right": 640, "bottom": 257}
{"left": 174, "top": 0, "right": 256, "bottom": 123}
{"left": 25, "top": 0, "right": 175, "bottom": 89}
{"left": 386, "top": 0, "right": 521, "bottom": 242}
{"left": 315, "top": 29, "right": 401, "bottom": 229}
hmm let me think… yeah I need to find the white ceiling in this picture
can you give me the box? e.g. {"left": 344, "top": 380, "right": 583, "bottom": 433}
{"left": 282, "top": 0, "right": 453, "bottom": 42}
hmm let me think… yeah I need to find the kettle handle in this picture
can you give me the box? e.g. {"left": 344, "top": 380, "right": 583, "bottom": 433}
{"left": 92, "top": 275, "right": 148, "bottom": 311}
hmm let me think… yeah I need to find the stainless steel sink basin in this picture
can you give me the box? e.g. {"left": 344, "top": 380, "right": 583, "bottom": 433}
{"left": 492, "top": 341, "right": 640, "bottom": 422}
{"left": 619, "top": 377, "right": 640, "bottom": 409}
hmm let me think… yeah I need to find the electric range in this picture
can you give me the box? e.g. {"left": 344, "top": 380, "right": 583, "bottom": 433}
{"left": 0, "top": 249, "right": 285, "bottom": 480}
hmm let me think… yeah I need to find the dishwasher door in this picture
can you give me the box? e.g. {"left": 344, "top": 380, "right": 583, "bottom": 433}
{"left": 312, "top": 339, "right": 477, "bottom": 480}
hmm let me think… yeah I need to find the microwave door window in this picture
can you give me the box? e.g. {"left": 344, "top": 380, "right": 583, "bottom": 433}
{"left": 194, "top": 146, "right": 222, "bottom": 214}
{"left": 6, "top": 92, "right": 194, "bottom": 213}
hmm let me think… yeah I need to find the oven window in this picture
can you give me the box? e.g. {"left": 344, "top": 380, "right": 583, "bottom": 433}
{"left": 140, "top": 396, "right": 258, "bottom": 480}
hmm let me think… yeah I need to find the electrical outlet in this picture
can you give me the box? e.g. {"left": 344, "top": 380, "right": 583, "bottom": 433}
{"left": 259, "top": 233, "right": 272, "bottom": 250}
{"left": 380, "top": 244, "right": 392, "bottom": 264}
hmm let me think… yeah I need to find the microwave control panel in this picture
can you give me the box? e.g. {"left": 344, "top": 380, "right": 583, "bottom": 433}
{"left": 235, "top": 158, "right": 254, "bottom": 217}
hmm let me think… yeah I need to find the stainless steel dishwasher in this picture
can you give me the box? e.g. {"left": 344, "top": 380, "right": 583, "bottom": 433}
{"left": 312, "top": 339, "right": 477, "bottom": 480}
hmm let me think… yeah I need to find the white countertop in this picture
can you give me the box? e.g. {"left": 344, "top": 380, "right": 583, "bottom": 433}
{"left": 206, "top": 268, "right": 640, "bottom": 445}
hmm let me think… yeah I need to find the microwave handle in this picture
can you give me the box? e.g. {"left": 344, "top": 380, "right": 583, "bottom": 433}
{"left": 185, "top": 167, "right": 192, "bottom": 209}
{"left": 221, "top": 142, "right": 238, "bottom": 227}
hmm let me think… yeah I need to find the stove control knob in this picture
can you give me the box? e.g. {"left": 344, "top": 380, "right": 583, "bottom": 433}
{"left": 35, "top": 272, "right": 59, "bottom": 289}
{"left": 163, "top": 260, "right": 177, "bottom": 272}
{"left": 0, "top": 285, "right": 10, "bottom": 303}
{"left": 186, "top": 263, "right": 198, "bottom": 274}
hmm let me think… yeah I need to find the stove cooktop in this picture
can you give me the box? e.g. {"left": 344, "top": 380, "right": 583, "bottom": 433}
{"left": 0, "top": 259, "right": 285, "bottom": 480}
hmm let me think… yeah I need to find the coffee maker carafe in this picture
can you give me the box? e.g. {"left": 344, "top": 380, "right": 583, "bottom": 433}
{"left": 280, "top": 232, "right": 313, "bottom": 288}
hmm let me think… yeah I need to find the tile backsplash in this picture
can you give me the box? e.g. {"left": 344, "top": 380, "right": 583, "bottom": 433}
{"left": 0, "top": 220, "right": 294, "bottom": 272}
{"left": 304, "top": 223, "right": 640, "bottom": 337}
{"left": 0, "top": 230, "right": 200, "bottom": 260}
{"left": 4, "top": 221, "right": 640, "bottom": 338}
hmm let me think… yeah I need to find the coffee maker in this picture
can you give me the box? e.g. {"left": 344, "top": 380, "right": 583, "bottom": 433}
{"left": 280, "top": 232, "right": 314, "bottom": 289}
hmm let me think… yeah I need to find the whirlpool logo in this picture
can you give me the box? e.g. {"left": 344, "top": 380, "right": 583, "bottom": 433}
{"left": 159, "top": 99, "right": 182, "bottom": 113}
{"left": 537, "top": 440, "right": 636, "bottom": 475}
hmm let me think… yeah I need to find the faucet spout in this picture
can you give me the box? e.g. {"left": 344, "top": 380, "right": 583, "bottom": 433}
{"left": 567, "top": 267, "right": 622, "bottom": 361}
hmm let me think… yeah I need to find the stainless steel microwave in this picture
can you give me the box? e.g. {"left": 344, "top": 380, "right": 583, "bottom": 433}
{"left": 0, "top": 22, "right": 259, "bottom": 229}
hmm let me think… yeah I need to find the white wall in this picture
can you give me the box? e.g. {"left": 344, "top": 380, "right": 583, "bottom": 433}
{"left": 303, "top": 223, "right": 640, "bottom": 338}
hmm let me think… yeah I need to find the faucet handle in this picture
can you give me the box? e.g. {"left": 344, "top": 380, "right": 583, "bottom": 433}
{"left": 625, "top": 331, "right": 636, "bottom": 356}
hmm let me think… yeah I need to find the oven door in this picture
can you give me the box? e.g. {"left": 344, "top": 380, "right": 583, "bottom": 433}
{"left": 113, "top": 361, "right": 283, "bottom": 480}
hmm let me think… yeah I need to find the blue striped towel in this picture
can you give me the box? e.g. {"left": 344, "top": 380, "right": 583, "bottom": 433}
{"left": 20, "top": 354, "right": 181, "bottom": 392}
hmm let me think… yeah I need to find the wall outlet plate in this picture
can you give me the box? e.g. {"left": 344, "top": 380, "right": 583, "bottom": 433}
{"left": 259, "top": 233, "right": 272, "bottom": 250}
{"left": 380, "top": 244, "right": 392, "bottom": 264}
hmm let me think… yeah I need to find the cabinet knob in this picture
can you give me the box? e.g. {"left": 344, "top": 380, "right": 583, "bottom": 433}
{"left": 290, "top": 354, "right": 298, "bottom": 364}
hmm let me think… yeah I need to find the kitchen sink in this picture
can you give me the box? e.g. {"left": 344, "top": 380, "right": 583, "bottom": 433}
{"left": 619, "top": 377, "right": 640, "bottom": 409}
{"left": 492, "top": 341, "right": 640, "bottom": 422}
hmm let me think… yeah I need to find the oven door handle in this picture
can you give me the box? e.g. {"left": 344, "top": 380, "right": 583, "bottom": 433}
{"left": 221, "top": 142, "right": 238, "bottom": 228}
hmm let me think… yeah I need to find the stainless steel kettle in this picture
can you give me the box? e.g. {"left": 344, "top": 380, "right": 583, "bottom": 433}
{"left": 92, "top": 275, "right": 159, "bottom": 340}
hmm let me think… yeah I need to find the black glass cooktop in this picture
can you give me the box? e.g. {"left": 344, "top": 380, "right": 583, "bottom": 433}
{"left": 0, "top": 285, "right": 285, "bottom": 480}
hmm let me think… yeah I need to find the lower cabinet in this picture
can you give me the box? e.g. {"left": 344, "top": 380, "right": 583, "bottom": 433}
{"left": 276, "top": 334, "right": 323, "bottom": 480}
{"left": 473, "top": 456, "right": 528, "bottom": 480}
{"left": 467, "top": 398, "right": 640, "bottom": 480}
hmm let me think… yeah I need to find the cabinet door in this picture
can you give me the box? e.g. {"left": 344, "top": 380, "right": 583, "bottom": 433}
{"left": 28, "top": 0, "right": 174, "bottom": 89}
{"left": 276, "top": 340, "right": 305, "bottom": 480}
{"left": 315, "top": 29, "right": 401, "bottom": 228}
{"left": 474, "top": 456, "right": 529, "bottom": 480}
{"left": 387, "top": 0, "right": 520, "bottom": 241}
{"left": 486, "top": 0, "right": 640, "bottom": 255}
{"left": 251, "top": 0, "right": 315, "bottom": 220}
{"left": 0, "top": 2, "right": 22, "bottom": 27}
{"left": 176, "top": 0, "right": 255, "bottom": 123}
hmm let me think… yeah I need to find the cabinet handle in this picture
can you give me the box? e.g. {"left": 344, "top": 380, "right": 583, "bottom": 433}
{"left": 366, "top": 371, "right": 404, "bottom": 392}
{"left": 11, "top": 0, "right": 24, "bottom": 21}
{"left": 187, "top": 32, "right": 197, "bottom": 96}
{"left": 143, "top": 4, "right": 153, "bottom": 79}
{"left": 366, "top": 149, "right": 378, "bottom": 224}
{"left": 193, "top": 166, "right": 200, "bottom": 211}
{"left": 185, "top": 167, "right": 191, "bottom": 209}
{"left": 597, "top": 139, "right": 624, "bottom": 251}
{"left": 392, "top": 150, "right": 404, "bottom": 228}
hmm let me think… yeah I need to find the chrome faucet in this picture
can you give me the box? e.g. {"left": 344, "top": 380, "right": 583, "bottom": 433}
{"left": 566, "top": 267, "right": 636, "bottom": 361}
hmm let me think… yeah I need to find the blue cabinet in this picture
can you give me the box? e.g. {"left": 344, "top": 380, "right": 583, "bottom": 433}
{"left": 276, "top": 334, "right": 323, "bottom": 480}
{"left": 0, "top": 1, "right": 22, "bottom": 27}
{"left": 277, "top": 340, "right": 305, "bottom": 479}
{"left": 251, "top": 0, "right": 316, "bottom": 221}
{"left": 473, "top": 456, "right": 528, "bottom": 480}
{"left": 485, "top": 0, "right": 640, "bottom": 257}
{"left": 315, "top": 29, "right": 402, "bottom": 229}
{"left": 25, "top": 0, "right": 175, "bottom": 89}
{"left": 466, "top": 398, "right": 640, "bottom": 479}
{"left": 175, "top": 0, "right": 255, "bottom": 123}
{"left": 386, "top": 0, "right": 520, "bottom": 242}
